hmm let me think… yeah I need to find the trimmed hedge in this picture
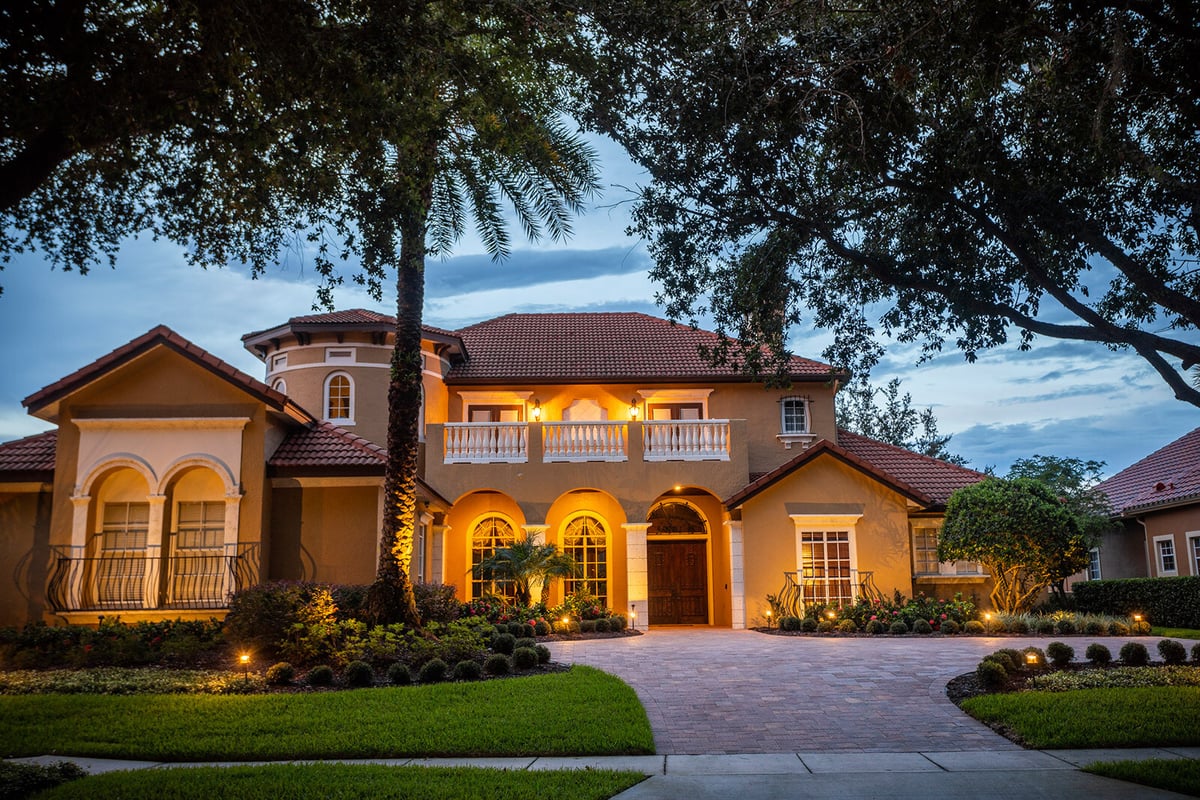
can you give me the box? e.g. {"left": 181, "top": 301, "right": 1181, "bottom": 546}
{"left": 1073, "top": 576, "right": 1200, "bottom": 628}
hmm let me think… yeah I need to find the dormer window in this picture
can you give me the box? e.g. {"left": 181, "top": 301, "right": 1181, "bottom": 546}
{"left": 777, "top": 396, "right": 816, "bottom": 449}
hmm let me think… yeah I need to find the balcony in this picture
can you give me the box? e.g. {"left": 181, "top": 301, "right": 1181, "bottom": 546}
{"left": 47, "top": 544, "right": 259, "bottom": 613}
{"left": 442, "top": 420, "right": 732, "bottom": 464}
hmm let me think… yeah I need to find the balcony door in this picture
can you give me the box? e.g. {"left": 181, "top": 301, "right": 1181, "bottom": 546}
{"left": 647, "top": 540, "right": 708, "bottom": 624}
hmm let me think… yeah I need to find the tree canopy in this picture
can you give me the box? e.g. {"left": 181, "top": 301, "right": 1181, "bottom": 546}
{"left": 939, "top": 476, "right": 1091, "bottom": 612}
{"left": 581, "top": 1, "right": 1200, "bottom": 403}
{"left": 835, "top": 377, "right": 965, "bottom": 464}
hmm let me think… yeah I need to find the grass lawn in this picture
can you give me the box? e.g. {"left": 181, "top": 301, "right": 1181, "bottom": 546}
{"left": 1152, "top": 626, "right": 1200, "bottom": 640}
{"left": 960, "top": 686, "right": 1200, "bottom": 748}
{"left": 0, "top": 666, "right": 654, "bottom": 761}
{"left": 32, "top": 763, "right": 647, "bottom": 800}
{"left": 1084, "top": 759, "right": 1200, "bottom": 798}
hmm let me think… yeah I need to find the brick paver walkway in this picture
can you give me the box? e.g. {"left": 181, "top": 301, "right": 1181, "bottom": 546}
{"left": 550, "top": 629, "right": 1085, "bottom": 754}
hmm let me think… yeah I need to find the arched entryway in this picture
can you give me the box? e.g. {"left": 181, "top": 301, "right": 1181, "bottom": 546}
{"left": 646, "top": 499, "right": 711, "bottom": 624}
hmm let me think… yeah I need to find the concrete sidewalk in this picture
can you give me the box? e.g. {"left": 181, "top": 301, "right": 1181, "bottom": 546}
{"left": 13, "top": 747, "right": 1200, "bottom": 798}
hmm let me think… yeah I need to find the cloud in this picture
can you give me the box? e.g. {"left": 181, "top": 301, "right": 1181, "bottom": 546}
{"left": 425, "top": 247, "right": 651, "bottom": 297}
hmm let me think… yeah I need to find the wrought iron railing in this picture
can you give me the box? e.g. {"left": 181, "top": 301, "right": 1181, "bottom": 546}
{"left": 775, "top": 568, "right": 884, "bottom": 618}
{"left": 47, "top": 544, "right": 260, "bottom": 613}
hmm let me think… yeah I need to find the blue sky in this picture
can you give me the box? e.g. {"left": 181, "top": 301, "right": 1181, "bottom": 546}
{"left": 1, "top": 135, "right": 1196, "bottom": 477}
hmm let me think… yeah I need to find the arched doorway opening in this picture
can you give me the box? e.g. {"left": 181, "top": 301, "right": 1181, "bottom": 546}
{"left": 646, "top": 500, "right": 710, "bottom": 624}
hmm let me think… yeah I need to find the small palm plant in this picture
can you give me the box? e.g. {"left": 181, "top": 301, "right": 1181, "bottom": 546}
{"left": 474, "top": 535, "right": 579, "bottom": 607}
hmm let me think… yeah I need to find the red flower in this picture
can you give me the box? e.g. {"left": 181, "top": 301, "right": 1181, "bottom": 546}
{"left": 940, "top": 613, "right": 948, "bottom": 620}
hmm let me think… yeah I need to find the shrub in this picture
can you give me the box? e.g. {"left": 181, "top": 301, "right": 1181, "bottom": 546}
{"left": 330, "top": 584, "right": 370, "bottom": 621}
{"left": 940, "top": 620, "right": 960, "bottom": 635}
{"left": 1085, "top": 643, "right": 1112, "bottom": 665}
{"left": 1055, "top": 618, "right": 1077, "bottom": 635}
{"left": 0, "top": 760, "right": 87, "bottom": 798}
{"left": 492, "top": 633, "right": 516, "bottom": 655}
{"left": 817, "top": 620, "right": 835, "bottom": 633}
{"left": 1046, "top": 641, "right": 1074, "bottom": 668}
{"left": 306, "top": 665, "right": 334, "bottom": 686}
{"left": 1021, "top": 647, "right": 1046, "bottom": 668}
{"left": 418, "top": 658, "right": 448, "bottom": 684}
{"left": 580, "top": 620, "right": 597, "bottom": 633}
{"left": 1158, "top": 639, "right": 1187, "bottom": 665}
{"left": 779, "top": 615, "right": 802, "bottom": 631}
{"left": 413, "top": 583, "right": 462, "bottom": 624}
{"left": 520, "top": 623, "right": 536, "bottom": 638}
{"left": 1119, "top": 641, "right": 1149, "bottom": 666}
{"left": 514, "top": 637, "right": 537, "bottom": 651}
{"left": 1108, "top": 621, "right": 1130, "bottom": 636}
{"left": 996, "top": 648, "right": 1024, "bottom": 671}
{"left": 453, "top": 660, "right": 483, "bottom": 681}
{"left": 593, "top": 618, "right": 611, "bottom": 633}
{"left": 1008, "top": 618, "right": 1031, "bottom": 634}
{"left": 504, "top": 622, "right": 523, "bottom": 636}
{"left": 865, "top": 619, "right": 887, "bottom": 635}
{"left": 387, "top": 662, "right": 412, "bottom": 685}
{"left": 837, "top": 619, "right": 858, "bottom": 633}
{"left": 484, "top": 654, "right": 510, "bottom": 675}
{"left": 343, "top": 660, "right": 374, "bottom": 687}
{"left": 1073, "top": 575, "right": 1200, "bottom": 628}
{"left": 533, "top": 620, "right": 551, "bottom": 636}
{"left": 912, "top": 619, "right": 933, "bottom": 634}
{"left": 984, "top": 651, "right": 1017, "bottom": 673}
{"left": 1193, "top": 642, "right": 1200, "bottom": 664}
{"left": 1083, "top": 620, "right": 1106, "bottom": 636}
{"left": 800, "top": 617, "right": 819, "bottom": 632}
{"left": 224, "top": 581, "right": 336, "bottom": 656}
{"left": 976, "top": 659, "right": 1008, "bottom": 690}
{"left": 889, "top": 620, "right": 909, "bottom": 635}
{"left": 609, "top": 614, "right": 628, "bottom": 631}
{"left": 964, "top": 620, "right": 985, "bottom": 635}
{"left": 512, "top": 647, "right": 539, "bottom": 670}
{"left": 265, "top": 662, "right": 295, "bottom": 686}
{"left": 534, "top": 644, "right": 551, "bottom": 664}
{"left": 1131, "top": 619, "right": 1152, "bottom": 635}
{"left": 1034, "top": 618, "right": 1055, "bottom": 635}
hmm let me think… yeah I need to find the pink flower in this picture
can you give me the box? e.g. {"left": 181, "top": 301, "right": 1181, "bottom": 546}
{"left": 869, "top": 615, "right": 877, "bottom": 621}
{"left": 940, "top": 613, "right": 948, "bottom": 620}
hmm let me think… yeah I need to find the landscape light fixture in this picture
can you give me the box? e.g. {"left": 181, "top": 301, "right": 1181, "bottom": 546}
{"left": 630, "top": 605, "right": 637, "bottom": 631}
{"left": 765, "top": 609, "right": 773, "bottom": 628}
{"left": 240, "top": 653, "right": 250, "bottom": 683}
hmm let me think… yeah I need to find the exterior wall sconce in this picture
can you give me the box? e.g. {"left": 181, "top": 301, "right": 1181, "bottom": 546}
{"left": 629, "top": 398, "right": 639, "bottom": 420}
{"left": 531, "top": 400, "right": 541, "bottom": 421}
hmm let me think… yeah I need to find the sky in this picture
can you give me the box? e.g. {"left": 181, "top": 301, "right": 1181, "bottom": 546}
{"left": 1, "top": 134, "right": 1196, "bottom": 478}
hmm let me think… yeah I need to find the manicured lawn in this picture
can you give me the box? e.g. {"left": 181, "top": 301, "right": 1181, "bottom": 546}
{"left": 960, "top": 686, "right": 1200, "bottom": 748}
{"left": 0, "top": 666, "right": 654, "bottom": 760}
{"left": 1084, "top": 759, "right": 1200, "bottom": 798}
{"left": 1152, "top": 626, "right": 1200, "bottom": 640}
{"left": 32, "top": 763, "right": 647, "bottom": 800}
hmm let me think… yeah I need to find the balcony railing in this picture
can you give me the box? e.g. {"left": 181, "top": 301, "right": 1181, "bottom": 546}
{"left": 643, "top": 419, "right": 730, "bottom": 461}
{"left": 543, "top": 421, "right": 627, "bottom": 462}
{"left": 444, "top": 422, "right": 528, "bottom": 463}
{"left": 47, "top": 545, "right": 260, "bottom": 613}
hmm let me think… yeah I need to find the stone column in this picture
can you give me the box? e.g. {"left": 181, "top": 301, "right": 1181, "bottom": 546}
{"left": 726, "top": 519, "right": 745, "bottom": 629}
{"left": 522, "top": 524, "right": 550, "bottom": 603}
{"left": 622, "top": 523, "right": 650, "bottom": 629}
{"left": 143, "top": 494, "right": 167, "bottom": 608}
{"left": 67, "top": 494, "right": 91, "bottom": 610}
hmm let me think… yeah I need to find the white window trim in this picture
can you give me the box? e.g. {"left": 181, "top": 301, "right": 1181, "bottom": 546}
{"left": 777, "top": 396, "right": 816, "bottom": 449}
{"left": 456, "top": 390, "right": 533, "bottom": 422}
{"left": 789, "top": 513, "right": 861, "bottom": 604}
{"left": 911, "top": 524, "right": 986, "bottom": 579}
{"left": 323, "top": 371, "right": 355, "bottom": 425}
{"left": 637, "top": 388, "right": 713, "bottom": 419}
{"left": 271, "top": 378, "right": 287, "bottom": 394}
{"left": 1186, "top": 531, "right": 1200, "bottom": 577}
{"left": 325, "top": 346, "right": 356, "bottom": 364}
{"left": 270, "top": 353, "right": 288, "bottom": 371}
{"left": 1153, "top": 534, "right": 1178, "bottom": 576}
{"left": 1087, "top": 547, "right": 1102, "bottom": 581}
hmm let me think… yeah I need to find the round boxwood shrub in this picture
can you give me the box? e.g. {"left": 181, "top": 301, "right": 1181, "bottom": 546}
{"left": 419, "top": 658, "right": 449, "bottom": 683}
{"left": 1158, "top": 639, "right": 1187, "bottom": 665}
{"left": 1083, "top": 620, "right": 1105, "bottom": 636}
{"left": 1021, "top": 646, "right": 1046, "bottom": 668}
{"left": 817, "top": 620, "right": 835, "bottom": 633}
{"left": 515, "top": 637, "right": 537, "bottom": 650}
{"left": 912, "top": 619, "right": 934, "bottom": 635}
{"left": 610, "top": 614, "right": 628, "bottom": 631}
{"left": 865, "top": 619, "right": 887, "bottom": 635}
{"left": 837, "top": 619, "right": 858, "bottom": 633}
{"left": 580, "top": 620, "right": 597, "bottom": 633}
{"left": 800, "top": 617, "right": 819, "bottom": 632}
{"left": 976, "top": 659, "right": 1008, "bottom": 690}
{"left": 1055, "top": 618, "right": 1077, "bottom": 635}
{"left": 779, "top": 615, "right": 802, "bottom": 631}
{"left": 996, "top": 648, "right": 1024, "bottom": 671}
{"left": 307, "top": 664, "right": 334, "bottom": 686}
{"left": 964, "top": 620, "right": 986, "bottom": 635}
{"left": 484, "top": 653, "right": 510, "bottom": 675}
{"left": 1108, "top": 621, "right": 1130, "bottom": 636}
{"left": 1085, "top": 643, "right": 1112, "bottom": 665}
{"left": 1192, "top": 642, "right": 1200, "bottom": 664}
{"left": 534, "top": 644, "right": 551, "bottom": 664}
{"left": 889, "top": 620, "right": 909, "bottom": 635}
{"left": 533, "top": 620, "right": 550, "bottom": 636}
{"left": 506, "top": 622, "right": 525, "bottom": 636}
{"left": 1131, "top": 619, "right": 1152, "bottom": 635}
{"left": 520, "top": 623, "right": 536, "bottom": 638}
{"left": 453, "top": 660, "right": 483, "bottom": 681}
{"left": 512, "top": 646, "right": 539, "bottom": 670}
{"left": 1009, "top": 618, "right": 1030, "bottom": 634}
{"left": 387, "top": 662, "right": 412, "bottom": 685}
{"left": 984, "top": 651, "right": 1017, "bottom": 673}
{"left": 1034, "top": 618, "right": 1055, "bottom": 635}
{"left": 940, "top": 620, "right": 960, "bottom": 635}
{"left": 492, "top": 633, "right": 516, "bottom": 655}
{"left": 1046, "top": 641, "right": 1074, "bottom": 668}
{"left": 593, "top": 618, "right": 611, "bottom": 633}
{"left": 265, "top": 662, "right": 295, "bottom": 686}
{"left": 1119, "top": 641, "right": 1149, "bottom": 666}
{"left": 343, "top": 660, "right": 374, "bottom": 688}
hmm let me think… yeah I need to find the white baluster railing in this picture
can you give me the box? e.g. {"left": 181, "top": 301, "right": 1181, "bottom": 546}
{"left": 642, "top": 420, "right": 731, "bottom": 461}
{"left": 543, "top": 421, "right": 628, "bottom": 462}
{"left": 443, "top": 423, "right": 528, "bottom": 463}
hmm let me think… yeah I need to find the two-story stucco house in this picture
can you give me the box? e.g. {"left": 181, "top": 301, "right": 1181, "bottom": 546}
{"left": 0, "top": 309, "right": 986, "bottom": 628}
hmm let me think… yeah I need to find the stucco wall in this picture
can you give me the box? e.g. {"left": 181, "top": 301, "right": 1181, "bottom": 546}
{"left": 268, "top": 485, "right": 379, "bottom": 585}
{"left": 0, "top": 488, "right": 53, "bottom": 626}
{"left": 1140, "top": 505, "right": 1200, "bottom": 577}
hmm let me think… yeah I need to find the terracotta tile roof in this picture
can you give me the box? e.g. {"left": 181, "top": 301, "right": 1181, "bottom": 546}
{"left": 0, "top": 430, "right": 56, "bottom": 479}
{"left": 241, "top": 308, "right": 461, "bottom": 341}
{"left": 724, "top": 431, "right": 985, "bottom": 510}
{"left": 836, "top": 430, "right": 987, "bottom": 506}
{"left": 1096, "top": 426, "right": 1200, "bottom": 515}
{"left": 23, "top": 326, "right": 311, "bottom": 424}
{"left": 446, "top": 313, "right": 840, "bottom": 383}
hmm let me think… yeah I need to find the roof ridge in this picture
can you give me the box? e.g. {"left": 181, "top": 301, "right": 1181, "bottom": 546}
{"left": 836, "top": 428, "right": 987, "bottom": 478}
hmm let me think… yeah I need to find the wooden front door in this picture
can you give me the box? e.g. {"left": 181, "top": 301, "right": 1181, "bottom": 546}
{"left": 647, "top": 540, "right": 708, "bottom": 624}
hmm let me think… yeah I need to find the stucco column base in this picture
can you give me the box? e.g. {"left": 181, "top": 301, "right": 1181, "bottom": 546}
{"left": 622, "top": 523, "right": 650, "bottom": 629}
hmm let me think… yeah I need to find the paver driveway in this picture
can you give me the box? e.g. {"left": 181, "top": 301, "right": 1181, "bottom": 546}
{"left": 550, "top": 628, "right": 1105, "bottom": 755}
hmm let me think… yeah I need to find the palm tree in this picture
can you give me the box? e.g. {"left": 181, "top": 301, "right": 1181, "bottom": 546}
{"left": 473, "top": 535, "right": 579, "bottom": 608}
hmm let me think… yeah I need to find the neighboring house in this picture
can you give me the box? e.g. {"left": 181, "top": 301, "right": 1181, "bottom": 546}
{"left": 0, "top": 310, "right": 986, "bottom": 628}
{"left": 1088, "top": 426, "right": 1200, "bottom": 582}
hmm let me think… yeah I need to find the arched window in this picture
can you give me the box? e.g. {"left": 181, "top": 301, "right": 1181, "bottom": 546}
{"left": 271, "top": 378, "right": 287, "bottom": 394}
{"left": 324, "top": 372, "right": 353, "bottom": 422}
{"left": 647, "top": 501, "right": 708, "bottom": 536}
{"left": 780, "top": 397, "right": 808, "bottom": 434}
{"left": 562, "top": 515, "right": 608, "bottom": 606}
{"left": 471, "top": 516, "right": 516, "bottom": 600}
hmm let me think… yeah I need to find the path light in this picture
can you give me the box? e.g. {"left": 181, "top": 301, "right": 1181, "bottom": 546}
{"left": 826, "top": 610, "right": 836, "bottom": 620}
{"left": 239, "top": 653, "right": 251, "bottom": 684}
{"left": 1133, "top": 613, "right": 1143, "bottom": 622}
{"left": 629, "top": 605, "right": 637, "bottom": 631}
{"left": 765, "top": 609, "right": 773, "bottom": 628}
{"left": 1025, "top": 652, "right": 1038, "bottom": 666}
